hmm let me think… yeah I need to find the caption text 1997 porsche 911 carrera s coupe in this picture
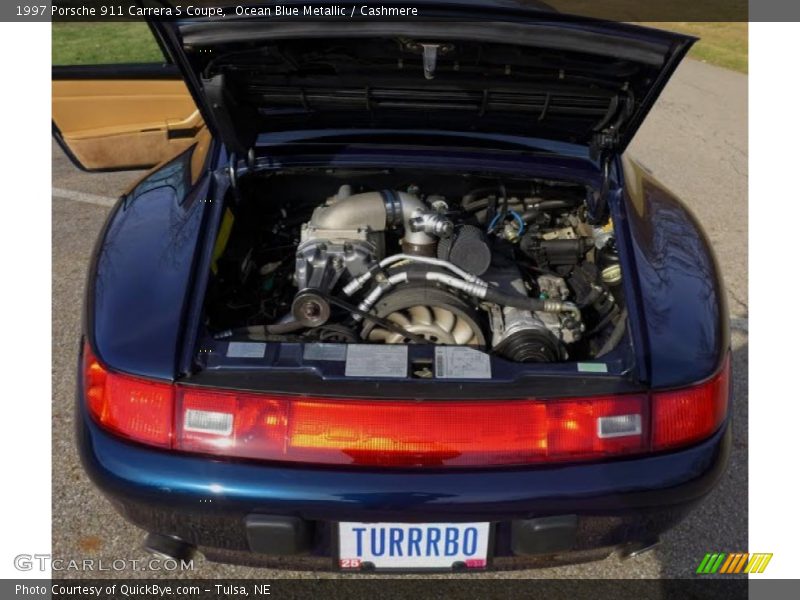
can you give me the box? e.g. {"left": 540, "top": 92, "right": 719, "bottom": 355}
{"left": 52, "top": 1, "right": 730, "bottom": 572}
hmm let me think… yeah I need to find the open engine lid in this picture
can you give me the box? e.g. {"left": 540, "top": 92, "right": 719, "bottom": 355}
{"left": 156, "top": 1, "right": 695, "bottom": 157}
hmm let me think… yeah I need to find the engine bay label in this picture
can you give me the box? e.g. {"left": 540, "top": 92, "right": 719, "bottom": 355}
{"left": 435, "top": 347, "right": 492, "bottom": 379}
{"left": 345, "top": 345, "right": 408, "bottom": 377}
{"left": 226, "top": 342, "right": 266, "bottom": 358}
{"left": 577, "top": 362, "right": 608, "bottom": 373}
{"left": 303, "top": 343, "right": 347, "bottom": 361}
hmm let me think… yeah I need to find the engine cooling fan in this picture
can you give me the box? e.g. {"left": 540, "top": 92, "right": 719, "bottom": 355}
{"left": 361, "top": 285, "right": 486, "bottom": 347}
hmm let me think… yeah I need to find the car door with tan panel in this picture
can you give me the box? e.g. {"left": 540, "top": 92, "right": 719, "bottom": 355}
{"left": 52, "top": 22, "right": 209, "bottom": 173}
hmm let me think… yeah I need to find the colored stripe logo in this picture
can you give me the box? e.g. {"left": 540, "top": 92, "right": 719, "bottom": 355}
{"left": 696, "top": 552, "right": 773, "bottom": 574}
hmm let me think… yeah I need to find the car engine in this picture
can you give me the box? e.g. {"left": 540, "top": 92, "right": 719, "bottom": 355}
{"left": 207, "top": 176, "right": 625, "bottom": 363}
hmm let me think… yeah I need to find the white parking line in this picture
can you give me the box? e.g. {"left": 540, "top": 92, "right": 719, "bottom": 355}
{"left": 52, "top": 187, "right": 117, "bottom": 207}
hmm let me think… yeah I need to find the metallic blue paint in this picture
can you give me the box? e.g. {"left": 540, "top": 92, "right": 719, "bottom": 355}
{"left": 618, "top": 159, "right": 730, "bottom": 388}
{"left": 87, "top": 147, "right": 215, "bottom": 380}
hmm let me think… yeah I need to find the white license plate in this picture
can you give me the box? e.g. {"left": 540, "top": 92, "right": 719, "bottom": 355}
{"left": 338, "top": 522, "right": 491, "bottom": 570}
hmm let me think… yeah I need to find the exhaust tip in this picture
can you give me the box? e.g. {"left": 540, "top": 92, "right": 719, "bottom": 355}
{"left": 143, "top": 533, "right": 195, "bottom": 562}
{"left": 618, "top": 537, "right": 661, "bottom": 560}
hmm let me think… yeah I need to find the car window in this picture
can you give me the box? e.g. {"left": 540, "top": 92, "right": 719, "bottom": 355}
{"left": 52, "top": 22, "right": 169, "bottom": 66}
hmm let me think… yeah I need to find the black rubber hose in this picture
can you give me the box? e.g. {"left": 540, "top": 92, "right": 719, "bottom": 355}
{"left": 462, "top": 186, "right": 530, "bottom": 205}
{"left": 520, "top": 200, "right": 575, "bottom": 222}
{"left": 595, "top": 308, "right": 628, "bottom": 358}
{"left": 265, "top": 320, "right": 306, "bottom": 334}
{"left": 219, "top": 322, "right": 304, "bottom": 340}
{"left": 482, "top": 288, "right": 547, "bottom": 311}
{"left": 464, "top": 197, "right": 525, "bottom": 213}
{"left": 577, "top": 286, "right": 604, "bottom": 309}
{"left": 405, "top": 270, "right": 549, "bottom": 312}
{"left": 585, "top": 304, "right": 620, "bottom": 336}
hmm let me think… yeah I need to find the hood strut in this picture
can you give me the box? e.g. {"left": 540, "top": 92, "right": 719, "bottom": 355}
{"left": 204, "top": 73, "right": 257, "bottom": 157}
{"left": 587, "top": 129, "right": 619, "bottom": 224}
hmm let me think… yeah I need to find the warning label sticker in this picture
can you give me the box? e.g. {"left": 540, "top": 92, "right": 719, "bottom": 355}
{"left": 577, "top": 362, "right": 609, "bottom": 373}
{"left": 435, "top": 346, "right": 492, "bottom": 379}
{"left": 226, "top": 342, "right": 266, "bottom": 359}
{"left": 345, "top": 345, "right": 408, "bottom": 378}
{"left": 303, "top": 343, "right": 347, "bottom": 362}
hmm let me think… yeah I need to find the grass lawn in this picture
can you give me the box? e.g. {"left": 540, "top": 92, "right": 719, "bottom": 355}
{"left": 52, "top": 21, "right": 747, "bottom": 74}
{"left": 52, "top": 23, "right": 164, "bottom": 65}
{"left": 642, "top": 22, "right": 748, "bottom": 73}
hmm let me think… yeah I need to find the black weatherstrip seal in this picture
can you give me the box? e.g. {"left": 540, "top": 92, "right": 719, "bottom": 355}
{"left": 179, "top": 21, "right": 673, "bottom": 66}
{"left": 52, "top": 63, "right": 181, "bottom": 80}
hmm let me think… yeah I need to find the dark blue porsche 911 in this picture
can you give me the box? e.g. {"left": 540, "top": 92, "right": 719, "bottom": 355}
{"left": 53, "top": 1, "right": 730, "bottom": 571}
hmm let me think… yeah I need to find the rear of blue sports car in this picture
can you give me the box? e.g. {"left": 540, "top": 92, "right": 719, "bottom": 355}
{"left": 75, "top": 5, "right": 730, "bottom": 571}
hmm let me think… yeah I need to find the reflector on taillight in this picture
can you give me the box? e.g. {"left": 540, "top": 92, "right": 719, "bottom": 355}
{"left": 597, "top": 414, "right": 642, "bottom": 438}
{"left": 652, "top": 355, "right": 730, "bottom": 451}
{"left": 184, "top": 409, "right": 234, "bottom": 436}
{"left": 83, "top": 344, "right": 173, "bottom": 447}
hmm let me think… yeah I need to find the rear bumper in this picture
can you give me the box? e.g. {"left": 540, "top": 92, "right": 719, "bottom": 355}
{"left": 77, "top": 397, "right": 731, "bottom": 569}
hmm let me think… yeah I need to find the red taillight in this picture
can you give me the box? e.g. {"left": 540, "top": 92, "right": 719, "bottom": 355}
{"left": 83, "top": 345, "right": 173, "bottom": 448}
{"left": 652, "top": 355, "right": 730, "bottom": 451}
{"left": 173, "top": 391, "right": 647, "bottom": 467}
{"left": 82, "top": 343, "right": 730, "bottom": 466}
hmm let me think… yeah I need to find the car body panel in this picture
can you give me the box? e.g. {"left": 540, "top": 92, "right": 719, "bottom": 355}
{"left": 86, "top": 145, "right": 216, "bottom": 380}
{"left": 620, "top": 157, "right": 730, "bottom": 388}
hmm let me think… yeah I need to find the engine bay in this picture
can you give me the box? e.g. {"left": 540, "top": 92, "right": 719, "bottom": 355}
{"left": 206, "top": 170, "right": 626, "bottom": 364}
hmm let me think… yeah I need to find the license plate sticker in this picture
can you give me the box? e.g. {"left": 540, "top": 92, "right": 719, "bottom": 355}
{"left": 338, "top": 522, "right": 490, "bottom": 571}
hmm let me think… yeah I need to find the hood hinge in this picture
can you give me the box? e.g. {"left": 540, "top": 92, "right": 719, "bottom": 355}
{"left": 226, "top": 148, "right": 255, "bottom": 204}
{"left": 590, "top": 128, "right": 619, "bottom": 161}
{"left": 203, "top": 73, "right": 257, "bottom": 159}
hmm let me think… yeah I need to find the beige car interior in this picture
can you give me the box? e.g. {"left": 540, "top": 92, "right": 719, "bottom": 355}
{"left": 52, "top": 79, "right": 209, "bottom": 174}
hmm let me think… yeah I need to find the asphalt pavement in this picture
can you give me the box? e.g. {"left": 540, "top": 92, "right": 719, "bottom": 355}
{"left": 51, "top": 58, "right": 748, "bottom": 579}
